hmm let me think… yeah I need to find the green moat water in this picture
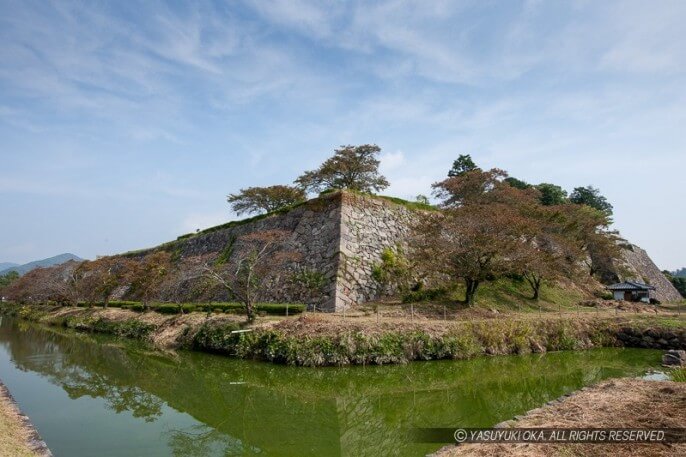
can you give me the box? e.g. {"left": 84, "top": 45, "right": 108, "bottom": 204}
{"left": 0, "top": 316, "right": 663, "bottom": 456}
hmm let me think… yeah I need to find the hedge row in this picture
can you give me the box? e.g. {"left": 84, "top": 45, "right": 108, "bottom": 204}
{"left": 76, "top": 301, "right": 305, "bottom": 316}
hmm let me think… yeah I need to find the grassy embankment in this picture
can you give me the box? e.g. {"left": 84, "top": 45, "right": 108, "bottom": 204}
{"left": 2, "top": 295, "right": 684, "bottom": 367}
{"left": 0, "top": 383, "right": 50, "bottom": 457}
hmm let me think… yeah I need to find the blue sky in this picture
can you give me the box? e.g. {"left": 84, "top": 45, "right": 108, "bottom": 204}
{"left": 0, "top": 0, "right": 684, "bottom": 269}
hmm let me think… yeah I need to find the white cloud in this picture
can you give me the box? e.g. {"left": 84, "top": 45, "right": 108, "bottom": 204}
{"left": 379, "top": 150, "right": 405, "bottom": 172}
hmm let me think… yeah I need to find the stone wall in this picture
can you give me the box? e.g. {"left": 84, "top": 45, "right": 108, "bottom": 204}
{"left": 123, "top": 192, "right": 344, "bottom": 310}
{"left": 335, "top": 193, "right": 417, "bottom": 311}
{"left": 12, "top": 191, "right": 680, "bottom": 311}
{"left": 616, "top": 326, "right": 686, "bottom": 350}
{"left": 615, "top": 244, "right": 682, "bottom": 303}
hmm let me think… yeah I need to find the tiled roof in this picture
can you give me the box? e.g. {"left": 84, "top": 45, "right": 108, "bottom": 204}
{"left": 606, "top": 281, "right": 656, "bottom": 291}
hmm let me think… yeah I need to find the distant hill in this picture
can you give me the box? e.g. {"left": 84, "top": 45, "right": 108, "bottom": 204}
{"left": 0, "top": 253, "right": 83, "bottom": 276}
{"left": 0, "top": 262, "right": 19, "bottom": 271}
{"left": 673, "top": 268, "right": 686, "bottom": 278}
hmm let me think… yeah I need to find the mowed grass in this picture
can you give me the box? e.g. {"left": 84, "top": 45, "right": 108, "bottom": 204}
{"left": 427, "top": 278, "right": 588, "bottom": 312}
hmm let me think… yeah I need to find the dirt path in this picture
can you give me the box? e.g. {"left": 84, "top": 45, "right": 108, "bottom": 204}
{"left": 434, "top": 378, "right": 686, "bottom": 457}
{"left": 0, "top": 381, "right": 52, "bottom": 457}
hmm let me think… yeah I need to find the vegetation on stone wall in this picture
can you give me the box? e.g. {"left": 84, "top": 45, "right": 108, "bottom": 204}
{"left": 227, "top": 185, "right": 306, "bottom": 216}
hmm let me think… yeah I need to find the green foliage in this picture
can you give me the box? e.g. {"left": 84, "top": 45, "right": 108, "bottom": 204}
{"left": 402, "top": 287, "right": 449, "bottom": 303}
{"left": 61, "top": 315, "right": 155, "bottom": 339}
{"left": 194, "top": 302, "right": 305, "bottom": 315}
{"left": 192, "top": 321, "right": 242, "bottom": 353}
{"left": 105, "top": 300, "right": 140, "bottom": 308}
{"left": 570, "top": 185, "right": 613, "bottom": 217}
{"left": 670, "top": 368, "right": 686, "bottom": 383}
{"left": 181, "top": 304, "right": 197, "bottom": 313}
{"left": 415, "top": 194, "right": 430, "bottom": 205}
{"left": 376, "top": 195, "right": 435, "bottom": 211}
{"left": 448, "top": 154, "right": 479, "bottom": 177}
{"left": 0, "top": 270, "right": 19, "bottom": 288}
{"left": 121, "top": 303, "right": 145, "bottom": 312}
{"left": 663, "top": 270, "right": 686, "bottom": 298}
{"left": 92, "top": 319, "right": 156, "bottom": 339}
{"left": 187, "top": 317, "right": 622, "bottom": 366}
{"left": 371, "top": 246, "right": 413, "bottom": 294}
{"left": 227, "top": 185, "right": 306, "bottom": 216}
{"left": 535, "top": 183, "right": 568, "bottom": 206}
{"left": 214, "top": 235, "right": 236, "bottom": 266}
{"left": 504, "top": 177, "right": 531, "bottom": 190}
{"left": 295, "top": 144, "right": 389, "bottom": 194}
{"left": 154, "top": 304, "right": 183, "bottom": 314}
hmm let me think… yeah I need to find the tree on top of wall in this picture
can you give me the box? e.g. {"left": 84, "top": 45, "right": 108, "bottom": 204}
{"left": 295, "top": 144, "right": 389, "bottom": 194}
{"left": 227, "top": 185, "right": 306, "bottom": 216}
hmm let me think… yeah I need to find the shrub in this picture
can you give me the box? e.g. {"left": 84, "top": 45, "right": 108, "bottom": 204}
{"left": 181, "top": 304, "right": 196, "bottom": 313}
{"left": 154, "top": 304, "right": 182, "bottom": 314}
{"left": 121, "top": 303, "right": 145, "bottom": 312}
{"left": 593, "top": 290, "right": 614, "bottom": 300}
{"left": 257, "top": 303, "right": 305, "bottom": 315}
{"left": 192, "top": 322, "right": 242, "bottom": 353}
{"left": 402, "top": 287, "right": 449, "bottom": 303}
{"left": 92, "top": 318, "right": 156, "bottom": 339}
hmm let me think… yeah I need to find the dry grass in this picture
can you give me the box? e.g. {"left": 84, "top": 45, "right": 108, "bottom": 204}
{"left": 436, "top": 378, "right": 686, "bottom": 457}
{"left": 0, "top": 383, "right": 51, "bottom": 457}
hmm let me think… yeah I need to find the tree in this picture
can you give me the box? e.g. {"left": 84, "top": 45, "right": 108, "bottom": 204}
{"left": 415, "top": 194, "right": 430, "bottom": 205}
{"left": 411, "top": 203, "right": 533, "bottom": 306}
{"left": 0, "top": 271, "right": 19, "bottom": 290}
{"left": 128, "top": 252, "right": 171, "bottom": 310}
{"left": 294, "top": 144, "right": 389, "bottom": 194}
{"left": 203, "top": 230, "right": 297, "bottom": 322}
{"left": 570, "top": 186, "right": 613, "bottom": 217}
{"left": 514, "top": 208, "right": 580, "bottom": 300}
{"left": 227, "top": 185, "right": 306, "bottom": 216}
{"left": 87, "top": 257, "right": 129, "bottom": 307}
{"left": 554, "top": 204, "right": 621, "bottom": 277}
{"left": 290, "top": 267, "right": 327, "bottom": 310}
{"left": 504, "top": 177, "right": 531, "bottom": 190}
{"left": 447, "top": 154, "right": 480, "bottom": 177}
{"left": 663, "top": 271, "right": 686, "bottom": 298}
{"left": 536, "top": 183, "right": 568, "bottom": 206}
{"left": 432, "top": 168, "right": 508, "bottom": 208}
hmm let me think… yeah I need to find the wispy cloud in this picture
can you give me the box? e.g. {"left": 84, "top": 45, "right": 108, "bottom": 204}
{"left": 1, "top": 0, "right": 685, "bottom": 267}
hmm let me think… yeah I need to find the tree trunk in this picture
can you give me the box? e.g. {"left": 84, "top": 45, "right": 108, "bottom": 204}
{"left": 524, "top": 273, "right": 542, "bottom": 301}
{"left": 245, "top": 301, "right": 256, "bottom": 322}
{"left": 465, "top": 279, "right": 480, "bottom": 306}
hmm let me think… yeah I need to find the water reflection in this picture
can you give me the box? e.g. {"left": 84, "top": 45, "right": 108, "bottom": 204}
{"left": 0, "top": 318, "right": 662, "bottom": 457}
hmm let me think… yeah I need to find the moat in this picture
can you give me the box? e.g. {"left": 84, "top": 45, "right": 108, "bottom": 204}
{"left": 0, "top": 316, "right": 663, "bottom": 456}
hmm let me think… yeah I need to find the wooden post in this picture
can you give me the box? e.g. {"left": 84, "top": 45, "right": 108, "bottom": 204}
{"left": 376, "top": 306, "right": 379, "bottom": 323}
{"left": 411, "top": 304, "right": 414, "bottom": 322}
{"left": 443, "top": 305, "right": 447, "bottom": 321}
{"left": 286, "top": 303, "right": 289, "bottom": 317}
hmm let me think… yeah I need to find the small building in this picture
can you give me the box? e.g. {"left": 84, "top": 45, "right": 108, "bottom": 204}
{"left": 606, "top": 281, "right": 655, "bottom": 302}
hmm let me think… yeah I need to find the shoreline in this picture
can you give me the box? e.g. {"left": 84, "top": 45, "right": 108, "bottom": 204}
{"left": 0, "top": 380, "right": 52, "bottom": 457}
{"left": 433, "top": 378, "right": 686, "bottom": 457}
{"left": 2, "top": 303, "right": 685, "bottom": 367}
